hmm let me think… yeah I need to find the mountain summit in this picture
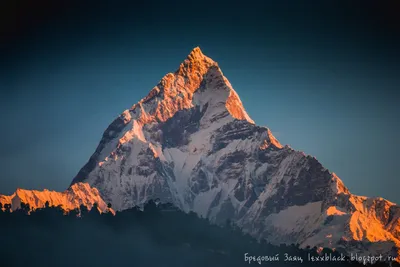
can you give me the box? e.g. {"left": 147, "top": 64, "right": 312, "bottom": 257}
{"left": 128, "top": 46, "right": 254, "bottom": 125}
{"left": 3, "top": 47, "right": 397, "bottom": 262}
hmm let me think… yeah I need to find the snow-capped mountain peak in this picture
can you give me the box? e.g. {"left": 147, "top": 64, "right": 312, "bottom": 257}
{"left": 128, "top": 47, "right": 254, "bottom": 126}
{"left": 1, "top": 47, "right": 399, "bottom": 263}
{"left": 4, "top": 46, "right": 392, "bottom": 262}
{"left": 177, "top": 46, "right": 217, "bottom": 78}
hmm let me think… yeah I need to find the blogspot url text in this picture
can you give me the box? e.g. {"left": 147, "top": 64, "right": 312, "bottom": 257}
{"left": 244, "top": 252, "right": 397, "bottom": 264}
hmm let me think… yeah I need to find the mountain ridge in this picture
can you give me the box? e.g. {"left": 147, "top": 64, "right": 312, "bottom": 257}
{"left": 0, "top": 182, "right": 110, "bottom": 213}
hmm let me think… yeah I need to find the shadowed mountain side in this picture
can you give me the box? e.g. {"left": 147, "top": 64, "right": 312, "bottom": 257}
{"left": 0, "top": 201, "right": 396, "bottom": 267}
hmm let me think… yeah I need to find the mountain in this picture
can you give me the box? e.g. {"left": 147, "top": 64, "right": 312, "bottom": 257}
{"left": 0, "top": 182, "right": 109, "bottom": 213}
{"left": 1, "top": 47, "right": 399, "bottom": 263}
{"left": 67, "top": 47, "right": 400, "bottom": 261}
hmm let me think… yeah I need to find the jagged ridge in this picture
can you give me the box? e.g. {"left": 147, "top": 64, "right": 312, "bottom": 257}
{"left": 0, "top": 183, "right": 110, "bottom": 213}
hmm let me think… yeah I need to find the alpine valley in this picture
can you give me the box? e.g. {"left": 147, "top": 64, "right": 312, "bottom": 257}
{"left": 1, "top": 47, "right": 399, "bottom": 262}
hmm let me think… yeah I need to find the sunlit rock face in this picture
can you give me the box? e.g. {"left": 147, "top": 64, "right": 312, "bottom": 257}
{"left": 14, "top": 47, "right": 396, "bottom": 261}
{"left": 0, "top": 183, "right": 110, "bottom": 213}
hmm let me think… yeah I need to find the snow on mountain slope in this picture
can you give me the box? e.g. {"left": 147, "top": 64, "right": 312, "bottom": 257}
{"left": 56, "top": 47, "right": 400, "bottom": 261}
{"left": 0, "top": 183, "right": 110, "bottom": 213}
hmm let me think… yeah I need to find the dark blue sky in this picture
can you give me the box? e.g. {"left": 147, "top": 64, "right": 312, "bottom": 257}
{"left": 0, "top": 0, "right": 399, "bottom": 203}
